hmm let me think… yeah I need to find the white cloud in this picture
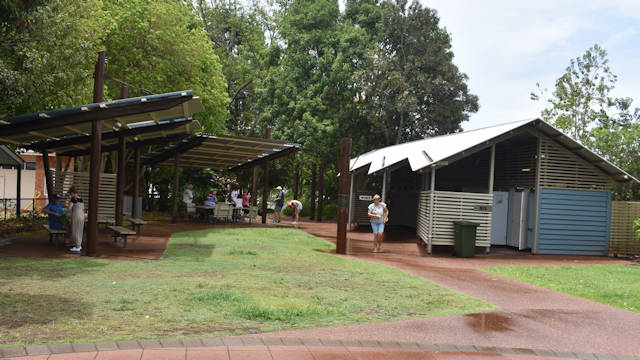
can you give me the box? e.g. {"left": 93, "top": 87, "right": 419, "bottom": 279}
{"left": 419, "top": 0, "right": 640, "bottom": 130}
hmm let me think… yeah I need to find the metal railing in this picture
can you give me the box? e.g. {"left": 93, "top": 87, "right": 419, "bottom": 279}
{"left": 0, "top": 197, "right": 49, "bottom": 220}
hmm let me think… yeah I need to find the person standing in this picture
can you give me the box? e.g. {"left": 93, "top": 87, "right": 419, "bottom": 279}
{"left": 367, "top": 194, "right": 389, "bottom": 253}
{"left": 273, "top": 186, "right": 285, "bottom": 223}
{"left": 183, "top": 184, "right": 194, "bottom": 220}
{"left": 67, "top": 187, "right": 85, "bottom": 253}
{"left": 286, "top": 200, "right": 302, "bottom": 224}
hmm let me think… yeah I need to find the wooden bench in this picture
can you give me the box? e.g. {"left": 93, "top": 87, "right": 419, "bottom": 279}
{"left": 107, "top": 225, "right": 137, "bottom": 248}
{"left": 43, "top": 224, "right": 66, "bottom": 248}
{"left": 126, "top": 217, "right": 147, "bottom": 232}
{"left": 98, "top": 217, "right": 115, "bottom": 229}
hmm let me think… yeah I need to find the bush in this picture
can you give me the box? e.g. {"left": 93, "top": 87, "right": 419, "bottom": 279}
{"left": 634, "top": 218, "right": 640, "bottom": 241}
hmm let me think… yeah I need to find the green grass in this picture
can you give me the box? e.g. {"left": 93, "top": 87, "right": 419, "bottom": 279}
{"left": 485, "top": 264, "right": 640, "bottom": 312}
{"left": 0, "top": 228, "right": 493, "bottom": 346}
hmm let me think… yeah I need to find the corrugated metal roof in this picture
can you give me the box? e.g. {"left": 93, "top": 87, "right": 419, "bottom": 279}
{"left": 0, "top": 91, "right": 203, "bottom": 145}
{"left": 0, "top": 146, "right": 24, "bottom": 167}
{"left": 350, "top": 118, "right": 637, "bottom": 183}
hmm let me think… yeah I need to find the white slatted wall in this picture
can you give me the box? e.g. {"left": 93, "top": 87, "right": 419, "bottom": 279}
{"left": 417, "top": 191, "right": 493, "bottom": 248}
{"left": 539, "top": 137, "right": 611, "bottom": 191}
{"left": 52, "top": 171, "right": 117, "bottom": 219}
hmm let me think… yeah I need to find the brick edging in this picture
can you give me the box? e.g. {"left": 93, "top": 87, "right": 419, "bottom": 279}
{"left": 1, "top": 337, "right": 638, "bottom": 359}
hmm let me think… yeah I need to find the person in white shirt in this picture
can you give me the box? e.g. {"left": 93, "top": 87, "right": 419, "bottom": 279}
{"left": 286, "top": 200, "right": 303, "bottom": 224}
{"left": 367, "top": 194, "right": 389, "bottom": 253}
{"left": 183, "top": 184, "right": 194, "bottom": 220}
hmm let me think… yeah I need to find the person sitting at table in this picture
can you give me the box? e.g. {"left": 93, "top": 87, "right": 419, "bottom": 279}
{"left": 42, "top": 194, "right": 67, "bottom": 243}
{"left": 242, "top": 190, "right": 251, "bottom": 214}
{"left": 203, "top": 192, "right": 216, "bottom": 223}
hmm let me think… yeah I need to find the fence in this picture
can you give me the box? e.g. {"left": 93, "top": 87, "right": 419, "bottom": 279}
{"left": 0, "top": 197, "right": 48, "bottom": 220}
{"left": 610, "top": 201, "right": 640, "bottom": 255}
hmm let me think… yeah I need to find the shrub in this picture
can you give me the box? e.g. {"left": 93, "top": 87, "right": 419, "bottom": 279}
{"left": 634, "top": 218, "right": 640, "bottom": 241}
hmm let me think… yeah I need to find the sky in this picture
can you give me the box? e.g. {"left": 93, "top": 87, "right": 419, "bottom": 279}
{"left": 419, "top": 0, "right": 640, "bottom": 130}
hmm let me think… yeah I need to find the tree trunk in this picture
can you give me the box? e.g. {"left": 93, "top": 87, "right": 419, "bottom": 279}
{"left": 293, "top": 166, "right": 299, "bottom": 200}
{"left": 310, "top": 164, "right": 316, "bottom": 220}
{"left": 317, "top": 164, "right": 325, "bottom": 222}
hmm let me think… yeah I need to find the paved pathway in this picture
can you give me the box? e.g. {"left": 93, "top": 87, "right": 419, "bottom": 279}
{"left": 1, "top": 337, "right": 634, "bottom": 359}
{"left": 245, "top": 222, "right": 640, "bottom": 358}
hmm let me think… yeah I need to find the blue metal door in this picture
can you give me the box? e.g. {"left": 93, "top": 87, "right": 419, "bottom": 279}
{"left": 536, "top": 188, "right": 611, "bottom": 255}
{"left": 491, "top": 191, "right": 509, "bottom": 245}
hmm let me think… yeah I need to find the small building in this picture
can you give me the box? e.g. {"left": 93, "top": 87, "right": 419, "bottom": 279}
{"left": 348, "top": 119, "right": 638, "bottom": 255}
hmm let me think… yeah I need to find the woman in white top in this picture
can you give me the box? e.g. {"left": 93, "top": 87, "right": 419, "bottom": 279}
{"left": 367, "top": 194, "right": 389, "bottom": 253}
{"left": 286, "top": 200, "right": 303, "bottom": 224}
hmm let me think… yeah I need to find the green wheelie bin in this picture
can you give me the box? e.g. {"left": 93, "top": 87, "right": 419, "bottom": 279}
{"left": 453, "top": 220, "right": 479, "bottom": 258}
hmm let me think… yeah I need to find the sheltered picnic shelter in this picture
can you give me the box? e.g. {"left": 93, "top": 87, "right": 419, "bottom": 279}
{"left": 0, "top": 90, "right": 299, "bottom": 256}
{"left": 348, "top": 118, "right": 639, "bottom": 256}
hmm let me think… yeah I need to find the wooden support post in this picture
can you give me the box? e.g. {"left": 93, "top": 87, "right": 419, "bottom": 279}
{"left": 133, "top": 146, "right": 140, "bottom": 219}
{"left": 172, "top": 154, "right": 180, "bottom": 224}
{"left": 87, "top": 50, "right": 106, "bottom": 257}
{"left": 251, "top": 166, "right": 259, "bottom": 206}
{"left": 42, "top": 149, "right": 54, "bottom": 202}
{"left": 532, "top": 136, "right": 542, "bottom": 254}
{"left": 488, "top": 144, "right": 496, "bottom": 194}
{"left": 337, "top": 138, "right": 352, "bottom": 254}
{"left": 381, "top": 168, "right": 389, "bottom": 202}
{"left": 317, "top": 165, "right": 325, "bottom": 222}
{"left": 427, "top": 166, "right": 436, "bottom": 254}
{"left": 261, "top": 128, "right": 271, "bottom": 224}
{"left": 115, "top": 137, "right": 126, "bottom": 226}
{"left": 16, "top": 167, "right": 21, "bottom": 218}
{"left": 347, "top": 171, "right": 354, "bottom": 229}
{"left": 310, "top": 164, "right": 316, "bottom": 220}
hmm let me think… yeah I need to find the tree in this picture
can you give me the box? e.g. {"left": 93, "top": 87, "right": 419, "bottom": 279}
{"left": 532, "top": 44, "right": 640, "bottom": 200}
{"left": 102, "top": 0, "right": 229, "bottom": 132}
{"left": 531, "top": 44, "right": 616, "bottom": 146}
{"left": 0, "top": 0, "right": 106, "bottom": 116}
{"left": 353, "top": 0, "right": 479, "bottom": 146}
{"left": 195, "top": 0, "right": 272, "bottom": 135}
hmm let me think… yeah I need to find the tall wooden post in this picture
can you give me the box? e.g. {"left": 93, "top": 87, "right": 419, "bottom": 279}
{"left": 337, "top": 138, "right": 352, "bottom": 254}
{"left": 317, "top": 164, "right": 325, "bottom": 222}
{"left": 261, "top": 128, "right": 271, "bottom": 224}
{"left": 115, "top": 136, "right": 126, "bottom": 226}
{"left": 310, "top": 164, "right": 316, "bottom": 220}
{"left": 251, "top": 166, "right": 259, "bottom": 206}
{"left": 16, "top": 167, "right": 21, "bottom": 218}
{"left": 172, "top": 154, "right": 180, "bottom": 224}
{"left": 42, "top": 149, "right": 54, "bottom": 202}
{"left": 115, "top": 84, "right": 129, "bottom": 226}
{"left": 132, "top": 146, "right": 140, "bottom": 219}
{"left": 87, "top": 49, "right": 105, "bottom": 257}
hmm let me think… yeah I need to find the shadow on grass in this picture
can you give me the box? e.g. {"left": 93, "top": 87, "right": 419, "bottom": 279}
{"left": 0, "top": 258, "right": 108, "bottom": 280}
{"left": 0, "top": 292, "right": 91, "bottom": 329}
{"left": 163, "top": 233, "right": 217, "bottom": 260}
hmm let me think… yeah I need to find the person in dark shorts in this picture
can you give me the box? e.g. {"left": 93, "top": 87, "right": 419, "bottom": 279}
{"left": 273, "top": 186, "right": 284, "bottom": 223}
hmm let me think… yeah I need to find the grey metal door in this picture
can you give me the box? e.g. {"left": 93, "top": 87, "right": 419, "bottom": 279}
{"left": 490, "top": 191, "right": 509, "bottom": 245}
{"left": 507, "top": 190, "right": 529, "bottom": 250}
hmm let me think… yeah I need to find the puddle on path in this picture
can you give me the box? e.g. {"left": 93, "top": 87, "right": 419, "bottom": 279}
{"left": 465, "top": 313, "right": 513, "bottom": 333}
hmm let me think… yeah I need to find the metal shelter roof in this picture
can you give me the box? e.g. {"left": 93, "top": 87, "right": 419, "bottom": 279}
{"left": 143, "top": 134, "right": 300, "bottom": 171}
{"left": 0, "top": 146, "right": 24, "bottom": 167}
{"left": 350, "top": 118, "right": 637, "bottom": 183}
{"left": 0, "top": 90, "right": 203, "bottom": 148}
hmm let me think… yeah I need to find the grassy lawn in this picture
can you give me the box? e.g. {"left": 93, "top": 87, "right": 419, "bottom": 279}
{"left": 485, "top": 264, "right": 640, "bottom": 312}
{"left": 0, "top": 228, "right": 493, "bottom": 347}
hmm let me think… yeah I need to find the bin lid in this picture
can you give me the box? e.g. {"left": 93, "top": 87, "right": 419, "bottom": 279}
{"left": 454, "top": 220, "right": 480, "bottom": 226}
